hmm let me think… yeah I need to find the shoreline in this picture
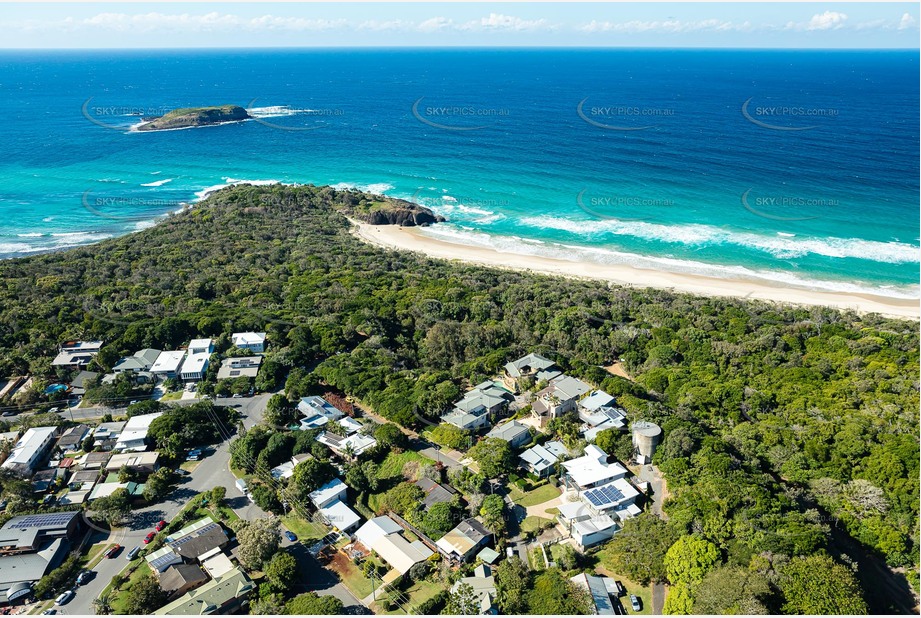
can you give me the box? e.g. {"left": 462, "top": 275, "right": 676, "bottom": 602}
{"left": 350, "top": 220, "right": 920, "bottom": 320}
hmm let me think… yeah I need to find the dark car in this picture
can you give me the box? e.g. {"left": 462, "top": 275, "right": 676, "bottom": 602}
{"left": 76, "top": 570, "right": 94, "bottom": 586}
{"left": 104, "top": 544, "right": 121, "bottom": 559}
{"left": 1, "top": 411, "right": 17, "bottom": 417}
{"left": 143, "top": 532, "right": 156, "bottom": 544}
{"left": 155, "top": 520, "right": 167, "bottom": 531}
{"left": 630, "top": 595, "right": 641, "bottom": 612}
{"left": 284, "top": 531, "right": 297, "bottom": 542}
{"left": 614, "top": 580, "right": 626, "bottom": 597}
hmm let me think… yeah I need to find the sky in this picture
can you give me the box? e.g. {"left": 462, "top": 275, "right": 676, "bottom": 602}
{"left": 0, "top": 2, "right": 918, "bottom": 49}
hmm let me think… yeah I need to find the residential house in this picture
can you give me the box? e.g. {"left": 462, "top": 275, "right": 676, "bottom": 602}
{"left": 199, "top": 548, "right": 235, "bottom": 579}
{"left": 179, "top": 353, "right": 210, "bottom": 382}
{"left": 442, "top": 381, "right": 514, "bottom": 431}
{"left": 160, "top": 564, "right": 208, "bottom": 599}
{"left": 146, "top": 546, "right": 184, "bottom": 574}
{"left": 414, "top": 478, "right": 457, "bottom": 509}
{"left": 270, "top": 453, "right": 312, "bottom": 480}
{"left": 166, "top": 519, "right": 229, "bottom": 561}
{"left": 216, "top": 356, "right": 262, "bottom": 381}
{"left": 436, "top": 518, "right": 493, "bottom": 563}
{"left": 67, "top": 469, "right": 100, "bottom": 492}
{"left": 571, "top": 573, "right": 618, "bottom": 615}
{"left": 88, "top": 480, "right": 144, "bottom": 501}
{"left": 337, "top": 416, "right": 363, "bottom": 435}
{"left": 452, "top": 564, "right": 497, "bottom": 614}
{"left": 317, "top": 432, "right": 377, "bottom": 458}
{"left": 68, "top": 371, "right": 99, "bottom": 397}
{"left": 519, "top": 441, "right": 569, "bottom": 478}
{"left": 531, "top": 375, "right": 592, "bottom": 427}
{"left": 297, "top": 396, "right": 344, "bottom": 430}
{"left": 51, "top": 341, "right": 103, "bottom": 370}
{"left": 578, "top": 391, "right": 627, "bottom": 441}
{"left": 354, "top": 516, "right": 433, "bottom": 576}
{"left": 81, "top": 451, "right": 112, "bottom": 470}
{"left": 502, "top": 353, "right": 560, "bottom": 392}
{"left": 485, "top": 421, "right": 531, "bottom": 449}
{"left": 151, "top": 351, "right": 187, "bottom": 379}
{"left": 1, "top": 427, "right": 57, "bottom": 476}
{"left": 31, "top": 468, "right": 64, "bottom": 493}
{"left": 113, "top": 349, "right": 162, "bottom": 374}
{"left": 308, "top": 479, "right": 361, "bottom": 532}
{"left": 561, "top": 445, "right": 627, "bottom": 491}
{"left": 55, "top": 425, "right": 89, "bottom": 453}
{"left": 92, "top": 421, "right": 126, "bottom": 451}
{"left": 187, "top": 339, "right": 213, "bottom": 355}
{"left": 114, "top": 412, "right": 163, "bottom": 452}
{"left": 557, "top": 469, "right": 641, "bottom": 550}
{"left": 231, "top": 332, "right": 266, "bottom": 353}
{"left": 152, "top": 566, "right": 254, "bottom": 615}
{"left": 106, "top": 451, "right": 160, "bottom": 475}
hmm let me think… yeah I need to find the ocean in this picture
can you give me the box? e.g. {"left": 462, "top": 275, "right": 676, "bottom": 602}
{"left": 0, "top": 48, "right": 917, "bottom": 298}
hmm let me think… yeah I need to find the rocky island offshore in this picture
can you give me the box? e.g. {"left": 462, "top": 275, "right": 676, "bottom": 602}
{"left": 136, "top": 105, "right": 251, "bottom": 131}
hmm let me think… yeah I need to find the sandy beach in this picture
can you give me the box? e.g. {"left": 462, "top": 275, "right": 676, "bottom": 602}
{"left": 350, "top": 220, "right": 920, "bottom": 320}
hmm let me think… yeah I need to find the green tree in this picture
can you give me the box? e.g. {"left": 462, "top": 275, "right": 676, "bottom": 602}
{"left": 285, "top": 592, "right": 343, "bottom": 615}
{"left": 210, "top": 485, "right": 227, "bottom": 506}
{"left": 422, "top": 502, "right": 457, "bottom": 539}
{"left": 526, "top": 568, "right": 593, "bottom": 614}
{"left": 89, "top": 488, "right": 131, "bottom": 526}
{"left": 495, "top": 556, "right": 530, "bottom": 614}
{"left": 692, "top": 565, "right": 773, "bottom": 615}
{"left": 264, "top": 551, "right": 299, "bottom": 593}
{"left": 479, "top": 494, "right": 506, "bottom": 536}
{"left": 124, "top": 574, "right": 167, "bottom": 614}
{"left": 664, "top": 535, "right": 720, "bottom": 586}
{"left": 264, "top": 394, "right": 297, "bottom": 429}
{"left": 379, "top": 482, "right": 424, "bottom": 517}
{"left": 430, "top": 424, "right": 469, "bottom": 450}
{"left": 374, "top": 423, "right": 408, "bottom": 450}
{"left": 468, "top": 438, "right": 514, "bottom": 479}
{"left": 143, "top": 467, "right": 174, "bottom": 502}
{"left": 237, "top": 517, "right": 281, "bottom": 570}
{"left": 446, "top": 582, "right": 480, "bottom": 615}
{"left": 602, "top": 513, "right": 679, "bottom": 584}
{"left": 779, "top": 555, "right": 868, "bottom": 615}
{"left": 289, "top": 458, "right": 337, "bottom": 502}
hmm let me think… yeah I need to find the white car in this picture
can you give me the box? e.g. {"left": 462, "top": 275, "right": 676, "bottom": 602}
{"left": 54, "top": 591, "right": 74, "bottom": 606}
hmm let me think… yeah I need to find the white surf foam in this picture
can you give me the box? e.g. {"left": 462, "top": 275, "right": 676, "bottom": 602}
{"left": 141, "top": 178, "right": 173, "bottom": 187}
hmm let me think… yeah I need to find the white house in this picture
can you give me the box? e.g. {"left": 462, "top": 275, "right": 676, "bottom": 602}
{"left": 217, "top": 356, "right": 262, "bottom": 380}
{"left": 355, "top": 516, "right": 403, "bottom": 550}
{"left": 561, "top": 445, "right": 627, "bottom": 491}
{"left": 1, "top": 427, "right": 57, "bottom": 475}
{"left": 114, "top": 412, "right": 163, "bottom": 452}
{"left": 354, "top": 516, "right": 433, "bottom": 575}
{"left": 578, "top": 391, "right": 627, "bottom": 441}
{"left": 188, "top": 339, "right": 213, "bottom": 355}
{"left": 113, "top": 349, "right": 161, "bottom": 374}
{"left": 51, "top": 340, "right": 104, "bottom": 369}
{"left": 308, "top": 479, "right": 360, "bottom": 532}
{"left": 179, "top": 353, "right": 210, "bottom": 382}
{"left": 231, "top": 332, "right": 266, "bottom": 353}
{"left": 317, "top": 432, "right": 377, "bottom": 458}
{"left": 151, "top": 350, "right": 187, "bottom": 379}
{"left": 297, "top": 396, "right": 344, "bottom": 430}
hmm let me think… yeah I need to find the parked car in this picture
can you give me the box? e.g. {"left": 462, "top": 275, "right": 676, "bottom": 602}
{"left": 48, "top": 407, "right": 60, "bottom": 413}
{"left": 231, "top": 393, "right": 243, "bottom": 399}
{"left": 1, "top": 410, "right": 17, "bottom": 417}
{"left": 41, "top": 610, "right": 56, "bottom": 615}
{"left": 175, "top": 468, "right": 190, "bottom": 476}
{"left": 129, "top": 400, "right": 138, "bottom": 405}
{"left": 630, "top": 595, "right": 641, "bottom": 612}
{"left": 284, "top": 531, "right": 297, "bottom": 542}
{"left": 54, "top": 591, "right": 73, "bottom": 606}
{"left": 155, "top": 520, "right": 167, "bottom": 531}
{"left": 186, "top": 450, "right": 202, "bottom": 461}
{"left": 76, "top": 570, "right": 93, "bottom": 585}
{"left": 104, "top": 544, "right": 121, "bottom": 559}
{"left": 126, "top": 546, "right": 141, "bottom": 560}
{"left": 143, "top": 532, "right": 156, "bottom": 544}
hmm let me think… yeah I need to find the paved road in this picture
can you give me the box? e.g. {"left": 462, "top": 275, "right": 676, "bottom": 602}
{"left": 66, "top": 395, "right": 270, "bottom": 615}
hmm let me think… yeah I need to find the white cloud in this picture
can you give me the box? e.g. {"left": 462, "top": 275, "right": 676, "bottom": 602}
{"left": 416, "top": 17, "right": 453, "bottom": 33}
{"left": 786, "top": 11, "right": 848, "bottom": 31}
{"left": 898, "top": 13, "right": 916, "bottom": 30}
{"left": 460, "top": 13, "right": 555, "bottom": 32}
{"left": 580, "top": 19, "right": 751, "bottom": 34}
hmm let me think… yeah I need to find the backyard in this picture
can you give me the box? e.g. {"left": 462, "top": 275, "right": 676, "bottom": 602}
{"left": 281, "top": 514, "right": 328, "bottom": 542}
{"left": 373, "top": 578, "right": 443, "bottom": 614}
{"left": 508, "top": 483, "right": 561, "bottom": 507}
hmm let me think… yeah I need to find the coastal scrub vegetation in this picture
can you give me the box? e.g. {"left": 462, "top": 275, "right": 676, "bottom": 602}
{"left": 0, "top": 184, "right": 916, "bottom": 612}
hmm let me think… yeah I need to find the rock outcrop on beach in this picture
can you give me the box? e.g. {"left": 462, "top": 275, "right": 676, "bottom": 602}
{"left": 340, "top": 195, "right": 445, "bottom": 227}
{"left": 137, "top": 105, "right": 251, "bottom": 131}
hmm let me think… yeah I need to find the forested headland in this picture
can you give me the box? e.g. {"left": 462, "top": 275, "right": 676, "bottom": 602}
{"left": 0, "top": 184, "right": 917, "bottom": 613}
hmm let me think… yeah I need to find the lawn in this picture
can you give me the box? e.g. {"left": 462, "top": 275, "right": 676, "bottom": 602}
{"left": 510, "top": 483, "right": 561, "bottom": 507}
{"left": 375, "top": 579, "right": 443, "bottom": 614}
{"left": 108, "top": 560, "right": 153, "bottom": 614}
{"left": 520, "top": 515, "right": 553, "bottom": 535}
{"left": 159, "top": 391, "right": 182, "bottom": 401}
{"left": 280, "top": 515, "right": 327, "bottom": 542}
{"left": 376, "top": 450, "right": 435, "bottom": 480}
{"left": 528, "top": 546, "right": 546, "bottom": 570}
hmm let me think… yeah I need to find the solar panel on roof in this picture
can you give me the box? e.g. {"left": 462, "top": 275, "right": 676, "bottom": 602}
{"left": 11, "top": 513, "right": 76, "bottom": 528}
{"left": 150, "top": 551, "right": 180, "bottom": 570}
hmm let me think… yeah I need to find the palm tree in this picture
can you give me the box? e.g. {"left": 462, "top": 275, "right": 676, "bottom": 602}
{"left": 93, "top": 595, "right": 112, "bottom": 615}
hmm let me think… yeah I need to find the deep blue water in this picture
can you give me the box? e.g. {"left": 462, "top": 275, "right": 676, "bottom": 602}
{"left": 0, "top": 49, "right": 917, "bottom": 297}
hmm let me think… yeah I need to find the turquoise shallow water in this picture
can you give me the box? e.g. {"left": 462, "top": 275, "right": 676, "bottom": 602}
{"left": 0, "top": 49, "right": 917, "bottom": 297}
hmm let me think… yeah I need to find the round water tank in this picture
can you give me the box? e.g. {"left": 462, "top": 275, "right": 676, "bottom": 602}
{"left": 632, "top": 421, "right": 663, "bottom": 459}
